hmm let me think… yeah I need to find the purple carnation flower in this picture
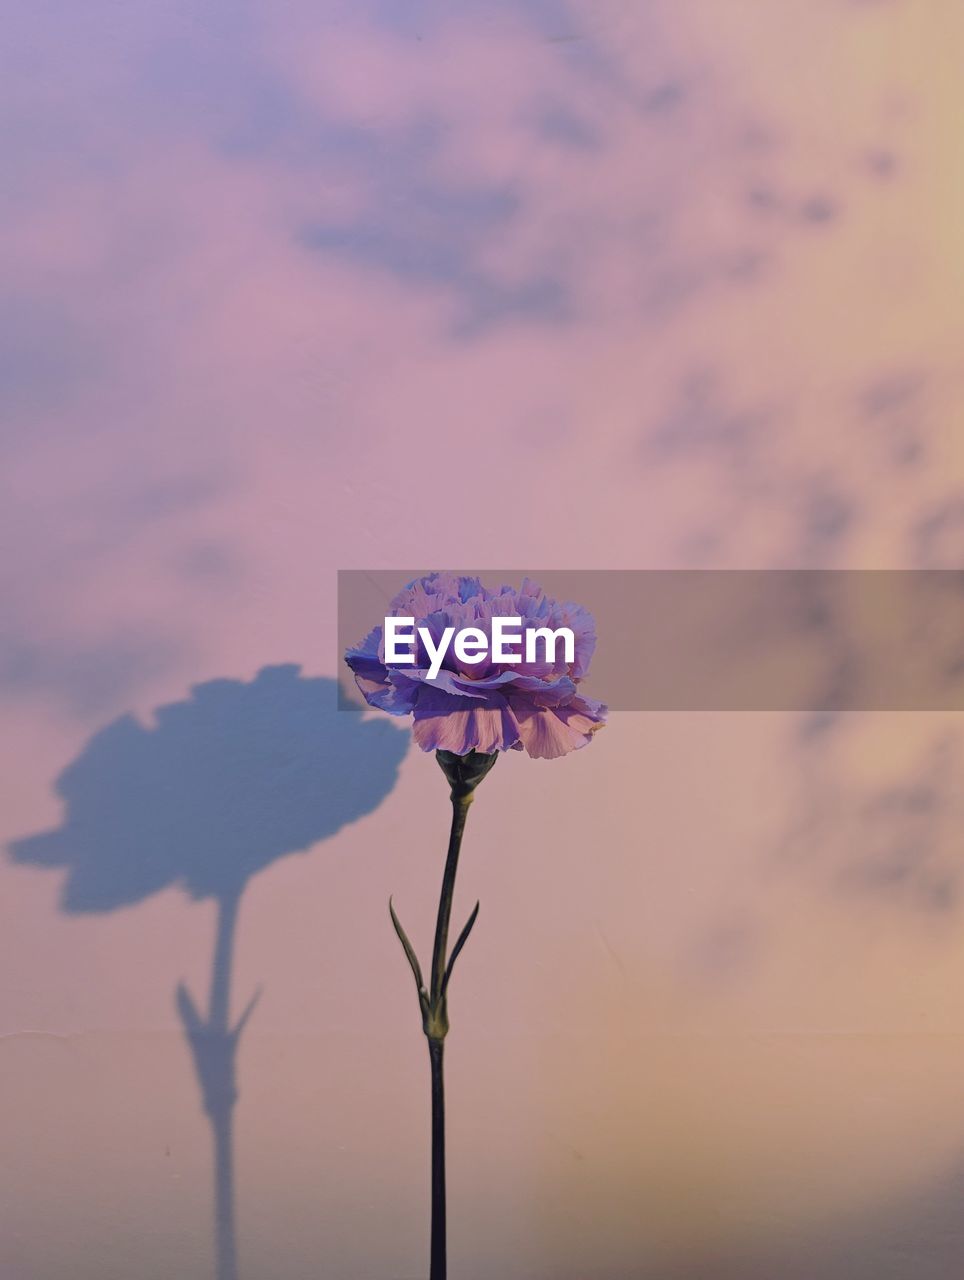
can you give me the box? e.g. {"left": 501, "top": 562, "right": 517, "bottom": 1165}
{"left": 345, "top": 572, "right": 607, "bottom": 759}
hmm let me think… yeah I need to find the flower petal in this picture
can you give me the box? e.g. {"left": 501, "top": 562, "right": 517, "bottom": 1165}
{"left": 412, "top": 686, "right": 521, "bottom": 754}
{"left": 510, "top": 693, "right": 607, "bottom": 759}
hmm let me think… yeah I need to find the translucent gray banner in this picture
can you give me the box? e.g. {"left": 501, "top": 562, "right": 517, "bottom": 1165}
{"left": 337, "top": 570, "right": 964, "bottom": 711}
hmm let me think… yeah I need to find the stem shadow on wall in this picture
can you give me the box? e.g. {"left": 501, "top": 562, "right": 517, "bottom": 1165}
{"left": 9, "top": 664, "right": 409, "bottom": 1280}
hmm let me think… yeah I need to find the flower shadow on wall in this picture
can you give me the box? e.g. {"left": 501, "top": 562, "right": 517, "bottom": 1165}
{"left": 9, "top": 665, "right": 409, "bottom": 1280}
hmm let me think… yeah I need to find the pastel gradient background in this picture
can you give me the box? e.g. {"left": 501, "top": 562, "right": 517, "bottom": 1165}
{"left": 4, "top": 2, "right": 964, "bottom": 1277}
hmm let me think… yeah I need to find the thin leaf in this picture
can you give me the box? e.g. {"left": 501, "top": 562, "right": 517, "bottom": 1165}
{"left": 389, "top": 896, "right": 425, "bottom": 992}
{"left": 441, "top": 900, "right": 480, "bottom": 997}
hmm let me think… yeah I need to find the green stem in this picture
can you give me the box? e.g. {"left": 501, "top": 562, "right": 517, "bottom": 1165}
{"left": 427, "top": 790, "right": 472, "bottom": 1280}
{"left": 429, "top": 1038, "right": 446, "bottom": 1280}
{"left": 431, "top": 792, "right": 473, "bottom": 1009}
{"left": 391, "top": 751, "right": 497, "bottom": 1280}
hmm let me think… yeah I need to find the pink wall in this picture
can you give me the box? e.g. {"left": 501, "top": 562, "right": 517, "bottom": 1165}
{"left": 4, "top": 2, "right": 964, "bottom": 1276}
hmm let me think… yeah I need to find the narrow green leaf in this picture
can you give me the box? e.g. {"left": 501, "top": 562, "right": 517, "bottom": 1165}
{"left": 441, "top": 900, "right": 480, "bottom": 997}
{"left": 389, "top": 896, "right": 425, "bottom": 992}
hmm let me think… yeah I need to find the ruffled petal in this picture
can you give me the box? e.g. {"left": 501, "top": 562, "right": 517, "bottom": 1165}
{"left": 344, "top": 575, "right": 607, "bottom": 756}
{"left": 412, "top": 686, "right": 521, "bottom": 754}
{"left": 509, "top": 692, "right": 607, "bottom": 759}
